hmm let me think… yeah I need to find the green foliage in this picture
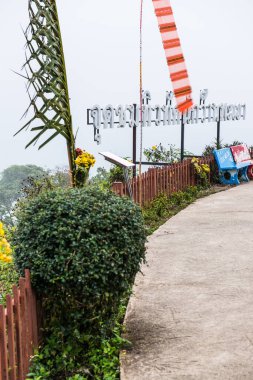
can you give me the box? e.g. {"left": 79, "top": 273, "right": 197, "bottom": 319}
{"left": 18, "top": 169, "right": 70, "bottom": 201}
{"left": 0, "top": 165, "right": 46, "bottom": 184}
{"left": 14, "top": 187, "right": 145, "bottom": 379}
{"left": 108, "top": 159, "right": 133, "bottom": 184}
{"left": 14, "top": 188, "right": 145, "bottom": 306}
{"left": 143, "top": 187, "right": 203, "bottom": 235}
{"left": 202, "top": 139, "right": 244, "bottom": 156}
{"left": 16, "top": 0, "right": 76, "bottom": 179}
{"left": 87, "top": 326, "right": 125, "bottom": 379}
{"left": 191, "top": 158, "right": 210, "bottom": 188}
{"left": 13, "top": 168, "right": 70, "bottom": 224}
{"left": 144, "top": 143, "right": 193, "bottom": 164}
{"left": 0, "top": 224, "right": 18, "bottom": 305}
{"left": 0, "top": 165, "right": 46, "bottom": 225}
{"left": 108, "top": 165, "right": 126, "bottom": 183}
{"left": 89, "top": 168, "right": 111, "bottom": 190}
{"left": 202, "top": 143, "right": 218, "bottom": 156}
{"left": 89, "top": 162, "right": 132, "bottom": 189}
{"left": 209, "top": 159, "right": 220, "bottom": 185}
{"left": 26, "top": 299, "right": 129, "bottom": 380}
{"left": 50, "top": 168, "right": 71, "bottom": 188}
{"left": 0, "top": 165, "right": 69, "bottom": 226}
{"left": 0, "top": 262, "right": 18, "bottom": 306}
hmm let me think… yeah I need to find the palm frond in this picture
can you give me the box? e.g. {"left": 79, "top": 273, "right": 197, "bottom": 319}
{"left": 17, "top": 0, "right": 75, "bottom": 177}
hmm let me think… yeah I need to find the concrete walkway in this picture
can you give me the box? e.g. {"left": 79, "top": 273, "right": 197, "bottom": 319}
{"left": 121, "top": 183, "right": 253, "bottom": 380}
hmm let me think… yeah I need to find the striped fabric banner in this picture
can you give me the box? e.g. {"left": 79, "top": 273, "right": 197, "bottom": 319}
{"left": 152, "top": 0, "right": 193, "bottom": 112}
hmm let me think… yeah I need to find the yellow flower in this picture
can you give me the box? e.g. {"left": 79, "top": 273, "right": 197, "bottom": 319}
{"left": 195, "top": 166, "right": 201, "bottom": 174}
{"left": 152, "top": 145, "right": 157, "bottom": 151}
{"left": 0, "top": 254, "right": 12, "bottom": 263}
{"left": 0, "top": 222, "right": 4, "bottom": 237}
{"left": 0, "top": 222, "right": 12, "bottom": 264}
{"left": 75, "top": 151, "right": 96, "bottom": 170}
{"left": 201, "top": 164, "right": 210, "bottom": 173}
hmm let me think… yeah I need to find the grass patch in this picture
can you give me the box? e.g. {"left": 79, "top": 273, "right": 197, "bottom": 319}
{"left": 143, "top": 185, "right": 226, "bottom": 235}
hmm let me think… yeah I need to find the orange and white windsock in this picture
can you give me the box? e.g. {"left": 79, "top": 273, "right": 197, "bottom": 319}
{"left": 152, "top": 0, "right": 193, "bottom": 113}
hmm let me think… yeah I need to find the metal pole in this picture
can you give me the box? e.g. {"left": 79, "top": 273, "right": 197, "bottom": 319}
{"left": 133, "top": 104, "right": 137, "bottom": 177}
{"left": 217, "top": 107, "right": 221, "bottom": 149}
{"left": 124, "top": 168, "right": 133, "bottom": 199}
{"left": 139, "top": 0, "right": 144, "bottom": 206}
{"left": 180, "top": 116, "right": 185, "bottom": 161}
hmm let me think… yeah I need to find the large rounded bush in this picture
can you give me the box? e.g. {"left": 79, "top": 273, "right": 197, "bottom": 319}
{"left": 14, "top": 188, "right": 146, "bottom": 315}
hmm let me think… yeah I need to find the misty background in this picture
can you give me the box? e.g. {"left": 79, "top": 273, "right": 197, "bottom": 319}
{"left": 0, "top": 0, "right": 252, "bottom": 174}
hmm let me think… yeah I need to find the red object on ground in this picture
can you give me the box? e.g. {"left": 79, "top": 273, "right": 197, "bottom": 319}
{"left": 248, "top": 165, "right": 253, "bottom": 179}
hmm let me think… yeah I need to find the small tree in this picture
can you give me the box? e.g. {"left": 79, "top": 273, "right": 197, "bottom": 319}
{"left": 0, "top": 165, "right": 46, "bottom": 224}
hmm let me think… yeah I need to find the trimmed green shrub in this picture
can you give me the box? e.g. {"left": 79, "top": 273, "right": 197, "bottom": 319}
{"left": 14, "top": 187, "right": 146, "bottom": 319}
{"left": 14, "top": 187, "right": 145, "bottom": 379}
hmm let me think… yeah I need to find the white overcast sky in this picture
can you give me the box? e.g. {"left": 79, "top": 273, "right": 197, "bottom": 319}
{"left": 0, "top": 0, "right": 252, "bottom": 173}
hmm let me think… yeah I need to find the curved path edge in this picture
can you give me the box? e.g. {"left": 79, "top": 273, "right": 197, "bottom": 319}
{"left": 121, "top": 183, "right": 253, "bottom": 380}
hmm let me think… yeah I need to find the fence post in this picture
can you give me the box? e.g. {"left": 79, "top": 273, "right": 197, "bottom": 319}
{"left": 0, "top": 305, "right": 9, "bottom": 380}
{"left": 13, "top": 285, "right": 24, "bottom": 380}
{"left": 6, "top": 294, "right": 17, "bottom": 380}
{"left": 154, "top": 169, "right": 157, "bottom": 198}
{"left": 0, "top": 271, "right": 40, "bottom": 380}
{"left": 111, "top": 182, "right": 124, "bottom": 197}
{"left": 111, "top": 154, "right": 214, "bottom": 204}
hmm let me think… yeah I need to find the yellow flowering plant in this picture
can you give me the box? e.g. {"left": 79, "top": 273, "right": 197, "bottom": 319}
{"left": 0, "top": 222, "right": 12, "bottom": 264}
{"left": 74, "top": 148, "right": 96, "bottom": 187}
{"left": 191, "top": 158, "right": 210, "bottom": 187}
{"left": 75, "top": 152, "right": 96, "bottom": 170}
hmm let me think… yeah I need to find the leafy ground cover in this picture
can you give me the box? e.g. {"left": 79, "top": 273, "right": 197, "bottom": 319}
{"left": 27, "top": 296, "right": 130, "bottom": 380}
{"left": 143, "top": 185, "right": 227, "bottom": 236}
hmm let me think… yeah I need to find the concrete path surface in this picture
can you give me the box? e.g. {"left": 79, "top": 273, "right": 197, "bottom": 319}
{"left": 121, "top": 183, "right": 253, "bottom": 380}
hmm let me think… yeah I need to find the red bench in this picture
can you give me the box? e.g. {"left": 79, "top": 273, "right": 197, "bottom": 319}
{"left": 230, "top": 144, "right": 253, "bottom": 180}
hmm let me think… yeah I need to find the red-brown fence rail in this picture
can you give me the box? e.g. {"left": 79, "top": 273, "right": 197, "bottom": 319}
{"left": 112, "top": 156, "right": 215, "bottom": 205}
{"left": 0, "top": 270, "right": 39, "bottom": 380}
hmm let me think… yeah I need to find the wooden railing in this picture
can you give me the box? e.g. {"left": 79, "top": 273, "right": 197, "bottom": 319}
{"left": 112, "top": 156, "right": 215, "bottom": 205}
{"left": 0, "top": 270, "right": 39, "bottom": 380}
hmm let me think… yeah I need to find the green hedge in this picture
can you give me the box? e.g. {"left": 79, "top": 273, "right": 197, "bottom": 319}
{"left": 14, "top": 188, "right": 146, "bottom": 319}
{"left": 14, "top": 187, "right": 146, "bottom": 378}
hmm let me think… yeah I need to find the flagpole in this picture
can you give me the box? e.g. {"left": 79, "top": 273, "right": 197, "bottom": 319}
{"left": 139, "top": 0, "right": 144, "bottom": 206}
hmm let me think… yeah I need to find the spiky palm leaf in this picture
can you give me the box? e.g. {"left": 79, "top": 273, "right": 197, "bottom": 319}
{"left": 16, "top": 0, "right": 76, "bottom": 181}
